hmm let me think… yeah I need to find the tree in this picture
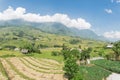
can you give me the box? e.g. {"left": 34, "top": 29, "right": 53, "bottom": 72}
{"left": 72, "top": 72, "right": 83, "bottom": 80}
{"left": 105, "top": 54, "right": 111, "bottom": 60}
{"left": 98, "top": 49, "right": 105, "bottom": 57}
{"left": 62, "top": 48, "right": 81, "bottom": 61}
{"left": 79, "top": 45, "right": 81, "bottom": 49}
{"left": 62, "top": 49, "right": 71, "bottom": 60}
{"left": 62, "top": 43, "right": 68, "bottom": 50}
{"left": 20, "top": 41, "right": 41, "bottom": 53}
{"left": 70, "top": 49, "right": 81, "bottom": 60}
{"left": 69, "top": 39, "right": 80, "bottom": 44}
{"left": 63, "top": 54, "right": 79, "bottom": 80}
{"left": 81, "top": 47, "right": 92, "bottom": 64}
{"left": 112, "top": 41, "right": 120, "bottom": 61}
{"left": 62, "top": 48, "right": 82, "bottom": 80}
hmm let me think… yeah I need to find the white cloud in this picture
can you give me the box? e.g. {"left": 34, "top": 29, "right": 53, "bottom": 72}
{"left": 104, "top": 31, "right": 120, "bottom": 39}
{"left": 105, "top": 9, "right": 112, "bottom": 14}
{"left": 111, "top": 0, "right": 120, "bottom": 3}
{"left": 116, "top": 0, "right": 120, "bottom": 3}
{"left": 0, "top": 6, "right": 91, "bottom": 29}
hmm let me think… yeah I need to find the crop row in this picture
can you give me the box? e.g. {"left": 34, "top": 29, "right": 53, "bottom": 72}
{"left": 0, "top": 59, "right": 9, "bottom": 80}
{"left": 0, "top": 57, "right": 66, "bottom": 80}
{"left": 79, "top": 65, "right": 111, "bottom": 80}
{"left": 92, "top": 59, "right": 120, "bottom": 73}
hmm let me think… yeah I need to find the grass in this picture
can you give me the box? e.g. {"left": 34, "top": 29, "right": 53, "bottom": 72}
{"left": 24, "top": 48, "right": 64, "bottom": 63}
{"left": 0, "top": 50, "right": 24, "bottom": 58}
{"left": 92, "top": 59, "right": 120, "bottom": 73}
{"left": 0, "top": 48, "right": 63, "bottom": 63}
{"left": 36, "top": 48, "right": 64, "bottom": 63}
{"left": 79, "top": 65, "right": 111, "bottom": 80}
{"left": 33, "top": 53, "right": 63, "bottom": 63}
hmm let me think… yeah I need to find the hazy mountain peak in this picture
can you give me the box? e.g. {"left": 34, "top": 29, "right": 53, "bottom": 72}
{"left": 0, "top": 20, "right": 107, "bottom": 41}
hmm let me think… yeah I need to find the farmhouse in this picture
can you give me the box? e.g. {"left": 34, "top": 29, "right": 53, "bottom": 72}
{"left": 106, "top": 44, "right": 113, "bottom": 48}
{"left": 21, "top": 49, "right": 28, "bottom": 54}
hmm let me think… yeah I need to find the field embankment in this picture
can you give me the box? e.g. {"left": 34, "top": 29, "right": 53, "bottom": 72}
{"left": 0, "top": 57, "right": 67, "bottom": 80}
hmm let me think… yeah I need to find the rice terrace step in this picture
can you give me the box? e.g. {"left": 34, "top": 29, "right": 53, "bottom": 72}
{"left": 0, "top": 57, "right": 67, "bottom": 80}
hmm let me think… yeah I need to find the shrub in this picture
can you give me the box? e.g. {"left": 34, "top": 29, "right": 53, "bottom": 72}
{"left": 53, "top": 44, "right": 62, "bottom": 48}
{"left": 3, "top": 45, "right": 16, "bottom": 50}
{"left": 62, "top": 49, "right": 80, "bottom": 80}
{"left": 20, "top": 41, "right": 41, "bottom": 54}
{"left": 39, "top": 44, "right": 49, "bottom": 48}
{"left": 64, "top": 56, "right": 79, "bottom": 80}
{"left": 51, "top": 51, "right": 60, "bottom": 56}
{"left": 0, "top": 54, "right": 16, "bottom": 58}
{"left": 69, "top": 39, "right": 80, "bottom": 44}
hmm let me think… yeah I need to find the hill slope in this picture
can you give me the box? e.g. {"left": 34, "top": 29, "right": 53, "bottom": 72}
{"left": 0, "top": 25, "right": 105, "bottom": 49}
{"left": 0, "top": 20, "right": 107, "bottom": 41}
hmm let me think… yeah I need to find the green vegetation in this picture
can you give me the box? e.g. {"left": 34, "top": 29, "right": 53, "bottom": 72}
{"left": 79, "top": 65, "right": 111, "bottom": 80}
{"left": 0, "top": 48, "right": 63, "bottom": 63}
{"left": 51, "top": 51, "right": 61, "bottom": 56}
{"left": 69, "top": 39, "right": 81, "bottom": 44}
{"left": 62, "top": 47, "right": 112, "bottom": 80}
{"left": 0, "top": 26, "right": 105, "bottom": 51}
{"left": 0, "top": 50, "right": 24, "bottom": 57}
{"left": 92, "top": 59, "right": 120, "bottom": 73}
{"left": 1, "top": 25, "right": 120, "bottom": 80}
{"left": 81, "top": 47, "right": 92, "bottom": 64}
{"left": 62, "top": 49, "right": 81, "bottom": 80}
{"left": 112, "top": 41, "right": 120, "bottom": 60}
{"left": 31, "top": 48, "right": 63, "bottom": 63}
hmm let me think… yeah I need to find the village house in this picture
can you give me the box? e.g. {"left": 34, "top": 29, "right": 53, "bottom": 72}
{"left": 21, "top": 49, "right": 29, "bottom": 54}
{"left": 106, "top": 43, "right": 113, "bottom": 48}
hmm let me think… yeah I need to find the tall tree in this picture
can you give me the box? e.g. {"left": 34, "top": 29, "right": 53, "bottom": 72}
{"left": 81, "top": 47, "right": 92, "bottom": 64}
{"left": 62, "top": 49, "right": 82, "bottom": 80}
{"left": 62, "top": 43, "right": 68, "bottom": 50}
{"left": 64, "top": 55, "right": 79, "bottom": 80}
{"left": 112, "top": 41, "right": 120, "bottom": 61}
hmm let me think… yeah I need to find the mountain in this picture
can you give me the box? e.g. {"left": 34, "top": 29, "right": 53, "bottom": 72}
{"left": 32, "top": 22, "right": 73, "bottom": 36}
{"left": 70, "top": 28, "right": 98, "bottom": 39}
{"left": 30, "top": 22, "right": 107, "bottom": 41}
{"left": 0, "top": 19, "right": 107, "bottom": 41}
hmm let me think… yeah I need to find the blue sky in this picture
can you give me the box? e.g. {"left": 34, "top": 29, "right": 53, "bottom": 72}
{"left": 0, "top": 0, "right": 120, "bottom": 39}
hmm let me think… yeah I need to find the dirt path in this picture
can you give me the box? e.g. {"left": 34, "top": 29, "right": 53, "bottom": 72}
{"left": 106, "top": 73, "right": 120, "bottom": 80}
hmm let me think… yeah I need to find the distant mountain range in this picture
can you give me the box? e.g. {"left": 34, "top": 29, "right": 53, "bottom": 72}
{"left": 0, "top": 19, "right": 107, "bottom": 41}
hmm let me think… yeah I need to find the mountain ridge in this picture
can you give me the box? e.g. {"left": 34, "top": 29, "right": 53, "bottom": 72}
{"left": 0, "top": 19, "right": 107, "bottom": 41}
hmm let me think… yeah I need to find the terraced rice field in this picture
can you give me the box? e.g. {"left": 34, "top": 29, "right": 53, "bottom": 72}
{"left": 0, "top": 57, "right": 67, "bottom": 80}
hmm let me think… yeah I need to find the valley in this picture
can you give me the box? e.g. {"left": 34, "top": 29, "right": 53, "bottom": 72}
{"left": 0, "top": 0, "right": 120, "bottom": 80}
{"left": 0, "top": 23, "right": 119, "bottom": 80}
